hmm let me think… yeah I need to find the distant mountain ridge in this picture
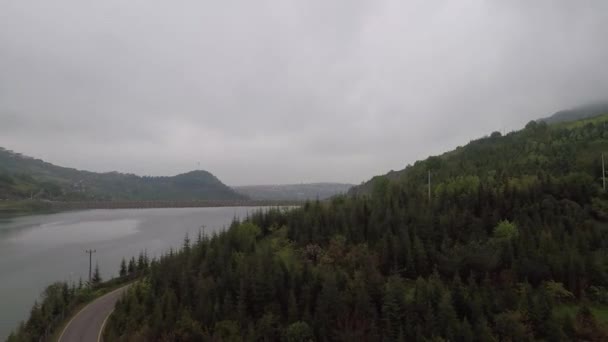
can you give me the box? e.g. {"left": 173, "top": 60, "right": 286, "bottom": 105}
{"left": 540, "top": 101, "right": 608, "bottom": 124}
{"left": 234, "top": 183, "right": 353, "bottom": 201}
{"left": 0, "top": 147, "right": 245, "bottom": 201}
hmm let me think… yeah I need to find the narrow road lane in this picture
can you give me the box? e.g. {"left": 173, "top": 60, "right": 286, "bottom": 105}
{"left": 58, "top": 285, "right": 129, "bottom": 342}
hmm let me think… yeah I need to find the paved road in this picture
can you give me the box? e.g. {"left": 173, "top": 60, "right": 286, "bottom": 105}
{"left": 58, "top": 285, "right": 129, "bottom": 342}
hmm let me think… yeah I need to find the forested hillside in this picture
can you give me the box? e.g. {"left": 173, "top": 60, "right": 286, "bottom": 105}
{"left": 94, "top": 116, "right": 608, "bottom": 341}
{"left": 9, "top": 115, "right": 608, "bottom": 341}
{"left": 0, "top": 148, "right": 244, "bottom": 201}
{"left": 234, "top": 183, "right": 353, "bottom": 201}
{"left": 351, "top": 113, "right": 608, "bottom": 196}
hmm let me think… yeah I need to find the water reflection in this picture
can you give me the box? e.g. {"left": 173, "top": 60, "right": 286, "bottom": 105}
{"left": 9, "top": 219, "right": 140, "bottom": 245}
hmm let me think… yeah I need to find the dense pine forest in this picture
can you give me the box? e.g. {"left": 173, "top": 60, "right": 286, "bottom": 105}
{"left": 99, "top": 116, "right": 608, "bottom": 341}
{"left": 8, "top": 115, "right": 608, "bottom": 341}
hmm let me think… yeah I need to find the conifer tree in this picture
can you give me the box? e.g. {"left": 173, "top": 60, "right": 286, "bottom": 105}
{"left": 92, "top": 263, "right": 102, "bottom": 285}
{"left": 119, "top": 258, "right": 127, "bottom": 278}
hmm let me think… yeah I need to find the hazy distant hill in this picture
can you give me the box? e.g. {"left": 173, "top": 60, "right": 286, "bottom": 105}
{"left": 0, "top": 148, "right": 245, "bottom": 201}
{"left": 540, "top": 101, "right": 608, "bottom": 124}
{"left": 233, "top": 183, "right": 353, "bottom": 201}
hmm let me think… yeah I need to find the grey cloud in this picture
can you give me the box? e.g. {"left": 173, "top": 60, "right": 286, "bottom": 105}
{"left": 1, "top": 0, "right": 607, "bottom": 185}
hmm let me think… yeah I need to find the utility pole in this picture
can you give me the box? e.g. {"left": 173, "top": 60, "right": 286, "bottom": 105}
{"left": 85, "top": 249, "right": 96, "bottom": 283}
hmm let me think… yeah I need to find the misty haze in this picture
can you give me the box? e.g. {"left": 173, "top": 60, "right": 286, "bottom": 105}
{"left": 1, "top": 1, "right": 608, "bottom": 341}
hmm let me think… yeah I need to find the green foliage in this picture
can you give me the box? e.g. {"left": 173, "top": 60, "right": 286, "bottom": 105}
{"left": 351, "top": 111, "right": 608, "bottom": 198}
{"left": 0, "top": 199, "right": 54, "bottom": 215}
{"left": 8, "top": 277, "right": 130, "bottom": 342}
{"left": 102, "top": 187, "right": 608, "bottom": 341}
{"left": 573, "top": 305, "right": 608, "bottom": 340}
{"left": 234, "top": 183, "right": 353, "bottom": 201}
{"left": 214, "top": 320, "right": 241, "bottom": 341}
{"left": 371, "top": 176, "right": 390, "bottom": 199}
{"left": 119, "top": 258, "right": 127, "bottom": 278}
{"left": 544, "top": 281, "right": 575, "bottom": 302}
{"left": 0, "top": 149, "right": 245, "bottom": 202}
{"left": 285, "top": 321, "right": 313, "bottom": 342}
{"left": 91, "top": 263, "right": 102, "bottom": 285}
{"left": 23, "top": 114, "right": 608, "bottom": 341}
{"left": 555, "top": 304, "right": 608, "bottom": 323}
{"left": 493, "top": 220, "right": 519, "bottom": 240}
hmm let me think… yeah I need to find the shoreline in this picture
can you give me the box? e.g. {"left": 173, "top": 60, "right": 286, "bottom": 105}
{"left": 0, "top": 199, "right": 302, "bottom": 217}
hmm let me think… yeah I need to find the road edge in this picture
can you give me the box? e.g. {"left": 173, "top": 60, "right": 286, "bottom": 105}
{"left": 56, "top": 285, "right": 128, "bottom": 342}
{"left": 97, "top": 308, "right": 114, "bottom": 342}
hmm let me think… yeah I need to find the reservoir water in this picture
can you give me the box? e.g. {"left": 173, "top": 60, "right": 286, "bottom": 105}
{"left": 0, "top": 207, "right": 266, "bottom": 340}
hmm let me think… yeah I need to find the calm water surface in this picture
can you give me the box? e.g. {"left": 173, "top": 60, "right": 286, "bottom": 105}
{"left": 0, "top": 207, "right": 267, "bottom": 339}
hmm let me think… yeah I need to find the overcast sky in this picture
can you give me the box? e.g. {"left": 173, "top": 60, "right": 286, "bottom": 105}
{"left": 1, "top": 1, "right": 607, "bottom": 185}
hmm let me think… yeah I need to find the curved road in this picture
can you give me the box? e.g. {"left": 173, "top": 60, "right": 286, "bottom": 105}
{"left": 58, "top": 285, "right": 129, "bottom": 342}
